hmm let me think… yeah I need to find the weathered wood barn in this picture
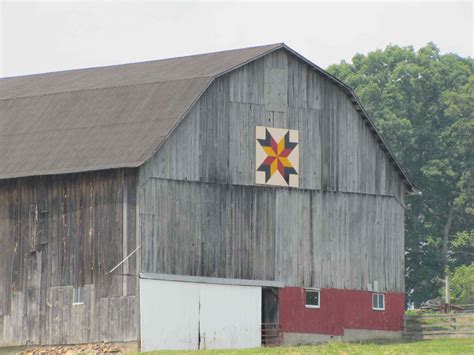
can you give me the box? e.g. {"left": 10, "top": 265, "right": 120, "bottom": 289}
{"left": 0, "top": 44, "right": 416, "bottom": 350}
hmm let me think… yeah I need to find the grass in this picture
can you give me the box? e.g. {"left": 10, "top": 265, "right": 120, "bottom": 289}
{"left": 142, "top": 338, "right": 474, "bottom": 354}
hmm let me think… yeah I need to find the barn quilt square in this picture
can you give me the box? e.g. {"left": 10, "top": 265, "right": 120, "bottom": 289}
{"left": 256, "top": 126, "right": 299, "bottom": 187}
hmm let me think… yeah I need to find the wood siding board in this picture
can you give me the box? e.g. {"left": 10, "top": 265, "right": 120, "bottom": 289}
{"left": 198, "top": 77, "right": 230, "bottom": 183}
{"left": 288, "top": 57, "right": 307, "bottom": 109}
{"left": 307, "top": 69, "right": 321, "bottom": 110}
{"left": 265, "top": 67, "right": 288, "bottom": 112}
{"left": 229, "top": 58, "right": 265, "bottom": 105}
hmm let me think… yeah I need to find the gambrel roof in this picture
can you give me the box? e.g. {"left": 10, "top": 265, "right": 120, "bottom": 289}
{"left": 0, "top": 43, "right": 416, "bottom": 192}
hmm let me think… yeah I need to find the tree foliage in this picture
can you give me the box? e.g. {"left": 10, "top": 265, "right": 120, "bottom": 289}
{"left": 448, "top": 263, "right": 474, "bottom": 304}
{"left": 327, "top": 43, "right": 474, "bottom": 306}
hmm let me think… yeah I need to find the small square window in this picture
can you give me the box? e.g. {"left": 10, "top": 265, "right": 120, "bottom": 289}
{"left": 305, "top": 288, "right": 320, "bottom": 308}
{"left": 372, "top": 293, "right": 385, "bottom": 310}
{"left": 73, "top": 286, "right": 84, "bottom": 305}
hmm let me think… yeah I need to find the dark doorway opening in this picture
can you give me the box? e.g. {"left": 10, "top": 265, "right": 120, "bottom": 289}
{"left": 261, "top": 287, "right": 281, "bottom": 346}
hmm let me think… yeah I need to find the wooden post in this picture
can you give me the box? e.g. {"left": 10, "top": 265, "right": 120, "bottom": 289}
{"left": 445, "top": 270, "right": 451, "bottom": 313}
{"left": 122, "top": 172, "right": 128, "bottom": 296}
{"left": 445, "top": 272, "right": 450, "bottom": 304}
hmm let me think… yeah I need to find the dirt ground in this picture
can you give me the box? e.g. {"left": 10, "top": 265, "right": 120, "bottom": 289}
{"left": 0, "top": 341, "right": 138, "bottom": 354}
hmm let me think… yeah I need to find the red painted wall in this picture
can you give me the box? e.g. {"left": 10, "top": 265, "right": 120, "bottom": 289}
{"left": 279, "top": 287, "right": 404, "bottom": 335}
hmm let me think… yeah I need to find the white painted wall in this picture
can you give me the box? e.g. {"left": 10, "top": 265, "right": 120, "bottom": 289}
{"left": 140, "top": 279, "right": 262, "bottom": 351}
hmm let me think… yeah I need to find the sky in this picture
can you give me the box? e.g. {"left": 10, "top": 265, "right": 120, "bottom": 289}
{"left": 0, "top": 0, "right": 472, "bottom": 78}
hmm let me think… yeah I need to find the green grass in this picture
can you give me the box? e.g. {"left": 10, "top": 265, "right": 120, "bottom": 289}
{"left": 142, "top": 338, "right": 474, "bottom": 354}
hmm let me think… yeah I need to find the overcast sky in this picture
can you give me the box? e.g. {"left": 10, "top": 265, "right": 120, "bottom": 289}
{"left": 0, "top": 0, "right": 472, "bottom": 78}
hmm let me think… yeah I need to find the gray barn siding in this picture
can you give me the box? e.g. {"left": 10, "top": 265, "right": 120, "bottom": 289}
{"left": 138, "top": 48, "right": 406, "bottom": 293}
{"left": 0, "top": 170, "right": 138, "bottom": 346}
{"left": 139, "top": 49, "right": 406, "bottom": 203}
{"left": 139, "top": 179, "right": 404, "bottom": 292}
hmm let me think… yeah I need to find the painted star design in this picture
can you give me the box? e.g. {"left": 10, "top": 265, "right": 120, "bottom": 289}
{"left": 257, "top": 129, "right": 298, "bottom": 184}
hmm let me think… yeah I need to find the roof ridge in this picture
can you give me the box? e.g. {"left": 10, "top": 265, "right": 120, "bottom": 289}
{"left": 0, "top": 43, "right": 284, "bottom": 81}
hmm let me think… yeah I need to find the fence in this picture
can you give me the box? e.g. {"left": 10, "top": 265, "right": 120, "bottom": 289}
{"left": 404, "top": 313, "right": 474, "bottom": 339}
{"left": 261, "top": 323, "right": 282, "bottom": 346}
{"left": 458, "top": 304, "right": 474, "bottom": 313}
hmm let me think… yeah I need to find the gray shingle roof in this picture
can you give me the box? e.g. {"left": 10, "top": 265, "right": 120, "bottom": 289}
{"left": 0, "top": 44, "right": 281, "bottom": 179}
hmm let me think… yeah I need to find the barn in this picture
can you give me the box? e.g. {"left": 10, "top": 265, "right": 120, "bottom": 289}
{"left": 0, "top": 43, "right": 416, "bottom": 351}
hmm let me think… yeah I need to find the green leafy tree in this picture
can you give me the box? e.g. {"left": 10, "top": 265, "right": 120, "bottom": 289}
{"left": 327, "top": 43, "right": 474, "bottom": 306}
{"left": 447, "top": 263, "right": 474, "bottom": 304}
{"left": 450, "top": 230, "right": 474, "bottom": 268}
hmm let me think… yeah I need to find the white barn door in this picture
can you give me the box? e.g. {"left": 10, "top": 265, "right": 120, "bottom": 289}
{"left": 140, "top": 278, "right": 262, "bottom": 351}
{"left": 199, "top": 283, "right": 261, "bottom": 349}
{"left": 140, "top": 279, "right": 200, "bottom": 350}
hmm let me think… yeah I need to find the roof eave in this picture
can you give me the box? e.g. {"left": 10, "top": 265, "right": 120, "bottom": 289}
{"left": 0, "top": 162, "right": 142, "bottom": 180}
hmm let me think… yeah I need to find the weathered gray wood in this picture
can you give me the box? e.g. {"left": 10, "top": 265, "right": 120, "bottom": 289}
{"left": 404, "top": 313, "right": 474, "bottom": 340}
{"left": 139, "top": 179, "right": 405, "bottom": 292}
{"left": 0, "top": 170, "right": 138, "bottom": 346}
{"left": 229, "top": 58, "right": 265, "bottom": 105}
{"left": 265, "top": 67, "right": 288, "bottom": 112}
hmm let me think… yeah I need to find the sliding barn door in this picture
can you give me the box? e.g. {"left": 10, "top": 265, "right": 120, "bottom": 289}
{"left": 199, "top": 283, "right": 261, "bottom": 349}
{"left": 140, "top": 279, "right": 261, "bottom": 351}
{"left": 140, "top": 279, "right": 200, "bottom": 350}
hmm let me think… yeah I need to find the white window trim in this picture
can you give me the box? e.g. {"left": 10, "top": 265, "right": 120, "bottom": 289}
{"left": 372, "top": 292, "right": 385, "bottom": 311}
{"left": 305, "top": 288, "right": 320, "bottom": 309}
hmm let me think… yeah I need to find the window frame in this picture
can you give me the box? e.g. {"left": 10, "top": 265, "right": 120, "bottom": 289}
{"left": 73, "top": 286, "right": 85, "bottom": 305}
{"left": 304, "top": 288, "right": 321, "bottom": 309}
{"left": 372, "top": 292, "right": 385, "bottom": 311}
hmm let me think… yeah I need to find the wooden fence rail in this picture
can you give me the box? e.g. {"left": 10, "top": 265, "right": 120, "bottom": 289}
{"left": 404, "top": 313, "right": 474, "bottom": 339}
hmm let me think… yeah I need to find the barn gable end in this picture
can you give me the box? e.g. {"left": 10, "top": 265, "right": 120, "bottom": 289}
{"left": 139, "top": 48, "right": 407, "bottom": 201}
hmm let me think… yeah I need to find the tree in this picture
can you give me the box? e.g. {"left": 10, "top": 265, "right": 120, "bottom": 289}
{"left": 327, "top": 43, "right": 474, "bottom": 306}
{"left": 447, "top": 263, "right": 474, "bottom": 304}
